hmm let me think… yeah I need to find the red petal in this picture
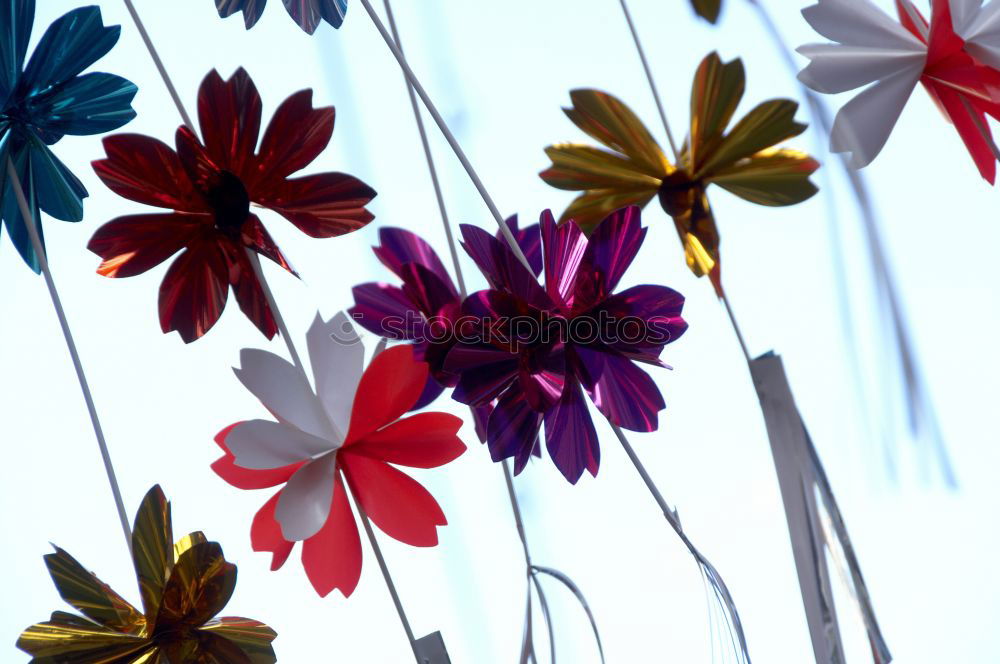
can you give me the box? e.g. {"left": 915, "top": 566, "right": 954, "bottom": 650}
{"left": 251, "top": 492, "right": 296, "bottom": 571}
{"left": 158, "top": 238, "right": 231, "bottom": 343}
{"left": 88, "top": 213, "right": 207, "bottom": 278}
{"left": 355, "top": 412, "right": 466, "bottom": 469}
{"left": 345, "top": 346, "right": 428, "bottom": 443}
{"left": 301, "top": 474, "right": 362, "bottom": 597}
{"left": 251, "top": 89, "right": 334, "bottom": 189}
{"left": 231, "top": 247, "right": 278, "bottom": 340}
{"left": 933, "top": 82, "right": 997, "bottom": 183}
{"left": 197, "top": 68, "right": 262, "bottom": 178}
{"left": 255, "top": 172, "right": 376, "bottom": 238}
{"left": 176, "top": 126, "right": 222, "bottom": 194}
{"left": 93, "top": 134, "right": 205, "bottom": 212}
{"left": 243, "top": 213, "right": 295, "bottom": 275}
{"left": 342, "top": 453, "right": 446, "bottom": 547}
{"left": 212, "top": 423, "right": 305, "bottom": 489}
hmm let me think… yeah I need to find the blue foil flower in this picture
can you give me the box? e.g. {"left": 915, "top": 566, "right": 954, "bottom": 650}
{"left": 0, "top": 1, "right": 137, "bottom": 272}
{"left": 217, "top": 0, "right": 348, "bottom": 33}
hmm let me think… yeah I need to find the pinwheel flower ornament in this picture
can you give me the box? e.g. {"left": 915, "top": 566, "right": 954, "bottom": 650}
{"left": 350, "top": 219, "right": 541, "bottom": 410}
{"left": 541, "top": 52, "right": 818, "bottom": 295}
{"left": 217, "top": 0, "right": 348, "bottom": 33}
{"left": 0, "top": 1, "right": 136, "bottom": 271}
{"left": 89, "top": 68, "right": 375, "bottom": 342}
{"left": 798, "top": 0, "right": 1000, "bottom": 182}
{"left": 17, "top": 485, "right": 277, "bottom": 663}
{"left": 447, "top": 207, "right": 688, "bottom": 484}
{"left": 214, "top": 313, "right": 466, "bottom": 597}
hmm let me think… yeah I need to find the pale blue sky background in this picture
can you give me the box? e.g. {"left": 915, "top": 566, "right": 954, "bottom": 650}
{"left": 2, "top": 0, "right": 999, "bottom": 662}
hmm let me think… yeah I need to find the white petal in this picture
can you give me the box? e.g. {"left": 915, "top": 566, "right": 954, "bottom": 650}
{"left": 234, "top": 348, "right": 330, "bottom": 439}
{"left": 798, "top": 44, "right": 927, "bottom": 93}
{"left": 226, "top": 419, "right": 332, "bottom": 470}
{"left": 802, "top": 0, "right": 925, "bottom": 49}
{"left": 950, "top": 0, "right": 984, "bottom": 35}
{"left": 829, "top": 64, "right": 924, "bottom": 169}
{"left": 276, "top": 452, "right": 339, "bottom": 541}
{"left": 956, "top": 0, "right": 1000, "bottom": 70}
{"left": 306, "top": 311, "right": 364, "bottom": 439}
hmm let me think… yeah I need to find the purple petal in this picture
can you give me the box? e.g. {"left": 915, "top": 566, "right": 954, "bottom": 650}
{"left": 374, "top": 227, "right": 456, "bottom": 294}
{"left": 573, "top": 345, "right": 665, "bottom": 432}
{"left": 488, "top": 389, "right": 543, "bottom": 474}
{"left": 543, "top": 376, "right": 599, "bottom": 483}
{"left": 580, "top": 206, "right": 646, "bottom": 302}
{"left": 411, "top": 374, "right": 447, "bottom": 411}
{"left": 598, "top": 284, "right": 688, "bottom": 354}
{"left": 399, "top": 261, "right": 461, "bottom": 319}
{"left": 498, "top": 215, "right": 542, "bottom": 277}
{"left": 518, "top": 343, "right": 567, "bottom": 412}
{"left": 540, "top": 209, "right": 588, "bottom": 310}
{"left": 460, "top": 224, "right": 552, "bottom": 310}
{"left": 349, "top": 283, "right": 423, "bottom": 340}
{"left": 447, "top": 343, "right": 519, "bottom": 406}
{"left": 471, "top": 403, "right": 493, "bottom": 443}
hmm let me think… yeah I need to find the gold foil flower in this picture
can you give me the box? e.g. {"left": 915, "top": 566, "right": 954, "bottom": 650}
{"left": 541, "top": 52, "right": 819, "bottom": 295}
{"left": 17, "top": 485, "right": 276, "bottom": 663}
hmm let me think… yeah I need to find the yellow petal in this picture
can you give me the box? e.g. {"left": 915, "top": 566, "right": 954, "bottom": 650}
{"left": 131, "top": 486, "right": 174, "bottom": 627}
{"left": 541, "top": 144, "right": 664, "bottom": 192}
{"left": 43, "top": 547, "right": 145, "bottom": 635}
{"left": 689, "top": 53, "right": 745, "bottom": 171}
{"left": 669, "top": 193, "right": 720, "bottom": 279}
{"left": 200, "top": 618, "right": 278, "bottom": 664}
{"left": 564, "top": 89, "right": 670, "bottom": 178}
{"left": 174, "top": 531, "right": 208, "bottom": 563}
{"left": 17, "top": 611, "right": 152, "bottom": 661}
{"left": 696, "top": 99, "right": 808, "bottom": 179}
{"left": 707, "top": 148, "right": 820, "bottom": 206}
{"left": 157, "top": 541, "right": 237, "bottom": 628}
{"left": 559, "top": 188, "right": 657, "bottom": 234}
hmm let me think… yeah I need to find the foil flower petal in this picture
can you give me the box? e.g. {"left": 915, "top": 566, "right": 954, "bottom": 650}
{"left": 217, "top": 0, "right": 348, "bottom": 33}
{"left": 0, "top": 1, "right": 136, "bottom": 272}
{"left": 349, "top": 218, "right": 541, "bottom": 412}
{"left": 215, "top": 313, "right": 466, "bottom": 597}
{"left": 541, "top": 52, "right": 818, "bottom": 295}
{"left": 89, "top": 68, "right": 375, "bottom": 342}
{"left": 447, "top": 207, "right": 687, "bottom": 484}
{"left": 17, "top": 485, "right": 277, "bottom": 663}
{"left": 798, "top": 0, "right": 1000, "bottom": 181}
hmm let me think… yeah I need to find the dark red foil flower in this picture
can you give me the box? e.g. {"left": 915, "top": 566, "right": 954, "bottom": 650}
{"left": 89, "top": 68, "right": 376, "bottom": 342}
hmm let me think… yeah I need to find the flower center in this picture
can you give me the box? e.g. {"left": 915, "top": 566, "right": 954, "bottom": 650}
{"left": 205, "top": 170, "right": 251, "bottom": 235}
{"left": 656, "top": 172, "right": 700, "bottom": 218}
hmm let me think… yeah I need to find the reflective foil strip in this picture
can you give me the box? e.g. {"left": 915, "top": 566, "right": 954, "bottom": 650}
{"left": 749, "top": 352, "right": 891, "bottom": 664}
{"left": 413, "top": 632, "right": 451, "bottom": 664}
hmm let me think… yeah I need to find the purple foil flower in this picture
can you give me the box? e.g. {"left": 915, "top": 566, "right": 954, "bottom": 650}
{"left": 350, "top": 218, "right": 540, "bottom": 413}
{"left": 447, "top": 206, "right": 687, "bottom": 484}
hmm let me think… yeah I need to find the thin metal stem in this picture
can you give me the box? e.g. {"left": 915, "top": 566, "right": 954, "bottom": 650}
{"left": 7, "top": 159, "right": 132, "bottom": 551}
{"left": 380, "top": 0, "right": 536, "bottom": 573}
{"left": 349, "top": 472, "right": 422, "bottom": 663}
{"left": 721, "top": 293, "right": 752, "bottom": 364}
{"left": 246, "top": 251, "right": 308, "bottom": 377}
{"left": 121, "top": 0, "right": 194, "bottom": 131}
{"left": 618, "top": 0, "right": 680, "bottom": 160}
{"left": 358, "top": 0, "right": 533, "bottom": 274}
{"left": 124, "top": 0, "right": 425, "bottom": 641}
{"left": 610, "top": 424, "right": 680, "bottom": 528}
{"left": 382, "top": 0, "right": 467, "bottom": 298}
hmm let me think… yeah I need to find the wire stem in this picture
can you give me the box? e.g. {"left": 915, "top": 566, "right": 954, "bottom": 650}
{"left": 6, "top": 159, "right": 132, "bottom": 552}
{"left": 618, "top": 0, "right": 680, "bottom": 160}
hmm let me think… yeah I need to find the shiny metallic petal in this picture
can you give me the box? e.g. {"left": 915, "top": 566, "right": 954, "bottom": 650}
{"left": 131, "top": 486, "right": 174, "bottom": 630}
{"left": 43, "top": 547, "right": 145, "bottom": 634}
{"left": 689, "top": 52, "right": 746, "bottom": 171}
